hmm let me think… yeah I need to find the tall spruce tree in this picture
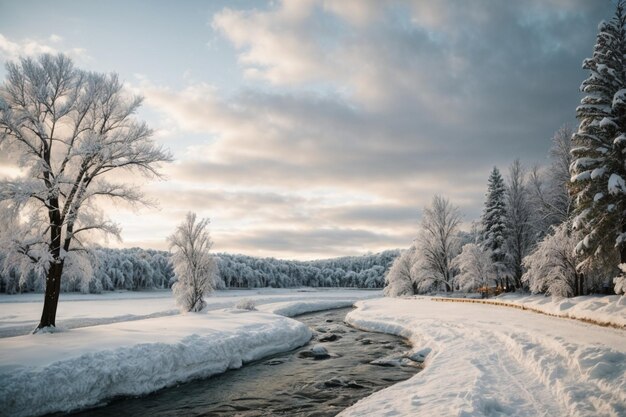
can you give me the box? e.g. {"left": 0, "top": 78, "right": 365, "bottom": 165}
{"left": 482, "top": 167, "right": 509, "bottom": 288}
{"left": 570, "top": 0, "right": 626, "bottom": 293}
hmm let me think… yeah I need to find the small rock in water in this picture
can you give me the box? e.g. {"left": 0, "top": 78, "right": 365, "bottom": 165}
{"left": 315, "top": 327, "right": 328, "bottom": 333}
{"left": 360, "top": 339, "right": 373, "bottom": 345}
{"left": 370, "top": 353, "right": 421, "bottom": 368}
{"left": 325, "top": 319, "right": 334, "bottom": 323}
{"left": 322, "top": 377, "right": 366, "bottom": 389}
{"left": 406, "top": 347, "right": 432, "bottom": 363}
{"left": 319, "top": 334, "right": 341, "bottom": 342}
{"left": 370, "top": 357, "right": 403, "bottom": 367}
{"left": 265, "top": 359, "right": 284, "bottom": 366}
{"left": 299, "top": 344, "right": 331, "bottom": 360}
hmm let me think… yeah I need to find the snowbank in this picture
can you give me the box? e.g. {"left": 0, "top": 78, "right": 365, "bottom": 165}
{"left": 433, "top": 293, "right": 626, "bottom": 328}
{"left": 340, "top": 298, "right": 626, "bottom": 417}
{"left": 0, "top": 310, "right": 311, "bottom": 417}
{"left": 258, "top": 299, "right": 356, "bottom": 316}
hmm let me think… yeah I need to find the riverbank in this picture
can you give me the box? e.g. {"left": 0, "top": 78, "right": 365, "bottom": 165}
{"left": 340, "top": 297, "right": 626, "bottom": 417}
{"left": 0, "top": 309, "right": 312, "bottom": 417}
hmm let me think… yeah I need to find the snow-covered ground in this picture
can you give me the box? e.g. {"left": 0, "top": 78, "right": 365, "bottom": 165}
{"left": 0, "top": 310, "right": 311, "bottom": 417}
{"left": 340, "top": 297, "right": 626, "bottom": 417}
{"left": 2, "top": 290, "right": 624, "bottom": 417}
{"left": 0, "top": 288, "right": 380, "bottom": 337}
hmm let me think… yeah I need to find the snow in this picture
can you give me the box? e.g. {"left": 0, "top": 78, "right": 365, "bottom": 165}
{"left": 258, "top": 299, "right": 357, "bottom": 316}
{"left": 0, "top": 288, "right": 380, "bottom": 337}
{"left": 339, "top": 297, "right": 626, "bottom": 417}
{"left": 608, "top": 173, "right": 625, "bottom": 195}
{"left": 489, "top": 293, "right": 626, "bottom": 327}
{"left": 0, "top": 310, "right": 312, "bottom": 417}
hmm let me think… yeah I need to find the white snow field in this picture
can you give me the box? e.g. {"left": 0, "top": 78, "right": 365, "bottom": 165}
{"left": 339, "top": 297, "right": 626, "bottom": 417}
{"left": 0, "top": 288, "right": 380, "bottom": 337}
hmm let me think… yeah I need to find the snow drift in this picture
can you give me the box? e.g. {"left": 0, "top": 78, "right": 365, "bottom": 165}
{"left": 0, "top": 310, "right": 311, "bottom": 417}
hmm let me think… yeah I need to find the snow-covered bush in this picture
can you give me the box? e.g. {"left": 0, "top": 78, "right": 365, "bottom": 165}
{"left": 453, "top": 243, "right": 496, "bottom": 292}
{"left": 235, "top": 298, "right": 257, "bottom": 310}
{"left": 168, "top": 213, "right": 219, "bottom": 313}
{"left": 384, "top": 247, "right": 418, "bottom": 297}
{"left": 522, "top": 223, "right": 581, "bottom": 297}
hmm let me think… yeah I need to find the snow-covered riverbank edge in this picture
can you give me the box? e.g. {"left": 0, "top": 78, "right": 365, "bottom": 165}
{"left": 340, "top": 298, "right": 626, "bottom": 417}
{"left": 433, "top": 293, "right": 626, "bottom": 328}
{"left": 0, "top": 309, "right": 312, "bottom": 417}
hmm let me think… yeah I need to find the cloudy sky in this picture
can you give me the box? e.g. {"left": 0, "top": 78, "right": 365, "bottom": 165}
{"left": 0, "top": 0, "right": 614, "bottom": 259}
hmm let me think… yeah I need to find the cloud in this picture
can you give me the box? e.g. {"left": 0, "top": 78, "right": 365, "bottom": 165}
{"left": 63, "top": 1, "right": 617, "bottom": 258}
{"left": 0, "top": 33, "right": 86, "bottom": 63}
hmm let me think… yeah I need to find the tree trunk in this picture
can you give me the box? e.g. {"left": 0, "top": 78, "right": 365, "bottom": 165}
{"left": 36, "top": 261, "right": 64, "bottom": 330}
{"left": 620, "top": 223, "right": 626, "bottom": 265}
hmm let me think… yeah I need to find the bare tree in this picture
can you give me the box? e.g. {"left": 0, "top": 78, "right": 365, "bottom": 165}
{"left": 529, "top": 125, "right": 574, "bottom": 230}
{"left": 414, "top": 195, "right": 461, "bottom": 292}
{"left": 505, "top": 159, "right": 534, "bottom": 290}
{"left": 168, "top": 212, "right": 219, "bottom": 312}
{"left": 0, "top": 54, "right": 172, "bottom": 330}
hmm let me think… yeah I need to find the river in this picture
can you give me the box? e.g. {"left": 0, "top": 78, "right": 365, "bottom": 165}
{"left": 62, "top": 308, "right": 420, "bottom": 417}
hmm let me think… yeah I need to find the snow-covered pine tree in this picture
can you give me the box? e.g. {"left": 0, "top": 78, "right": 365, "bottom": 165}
{"left": 481, "top": 167, "right": 509, "bottom": 288}
{"left": 570, "top": 1, "right": 626, "bottom": 294}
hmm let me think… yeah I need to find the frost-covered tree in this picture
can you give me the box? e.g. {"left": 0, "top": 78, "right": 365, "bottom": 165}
{"left": 414, "top": 195, "right": 461, "bottom": 292}
{"left": 383, "top": 246, "right": 417, "bottom": 296}
{"left": 505, "top": 160, "right": 534, "bottom": 290}
{"left": 168, "top": 212, "right": 219, "bottom": 312}
{"left": 522, "top": 222, "right": 582, "bottom": 297}
{"left": 452, "top": 243, "right": 495, "bottom": 293}
{"left": 570, "top": 1, "right": 626, "bottom": 294}
{"left": 530, "top": 126, "right": 575, "bottom": 230}
{"left": 0, "top": 54, "right": 171, "bottom": 329}
{"left": 481, "top": 167, "right": 509, "bottom": 287}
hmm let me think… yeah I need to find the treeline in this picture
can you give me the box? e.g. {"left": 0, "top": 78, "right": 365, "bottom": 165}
{"left": 0, "top": 247, "right": 398, "bottom": 294}
{"left": 217, "top": 250, "right": 399, "bottom": 289}
{"left": 0, "top": 248, "right": 174, "bottom": 294}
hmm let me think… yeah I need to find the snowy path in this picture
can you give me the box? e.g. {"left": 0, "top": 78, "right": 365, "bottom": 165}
{"left": 341, "top": 298, "right": 626, "bottom": 417}
{"left": 0, "top": 288, "right": 380, "bottom": 337}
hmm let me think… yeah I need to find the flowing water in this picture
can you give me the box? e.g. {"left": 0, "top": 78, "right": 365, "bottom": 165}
{"left": 64, "top": 308, "right": 420, "bottom": 417}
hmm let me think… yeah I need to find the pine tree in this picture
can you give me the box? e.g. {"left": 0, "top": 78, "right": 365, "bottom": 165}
{"left": 482, "top": 167, "right": 509, "bottom": 288}
{"left": 570, "top": 0, "right": 626, "bottom": 294}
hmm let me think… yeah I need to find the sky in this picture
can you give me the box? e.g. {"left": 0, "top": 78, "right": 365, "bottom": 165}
{"left": 0, "top": 0, "right": 616, "bottom": 260}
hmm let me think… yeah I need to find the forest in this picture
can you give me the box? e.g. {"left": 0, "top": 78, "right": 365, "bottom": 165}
{"left": 0, "top": 247, "right": 398, "bottom": 294}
